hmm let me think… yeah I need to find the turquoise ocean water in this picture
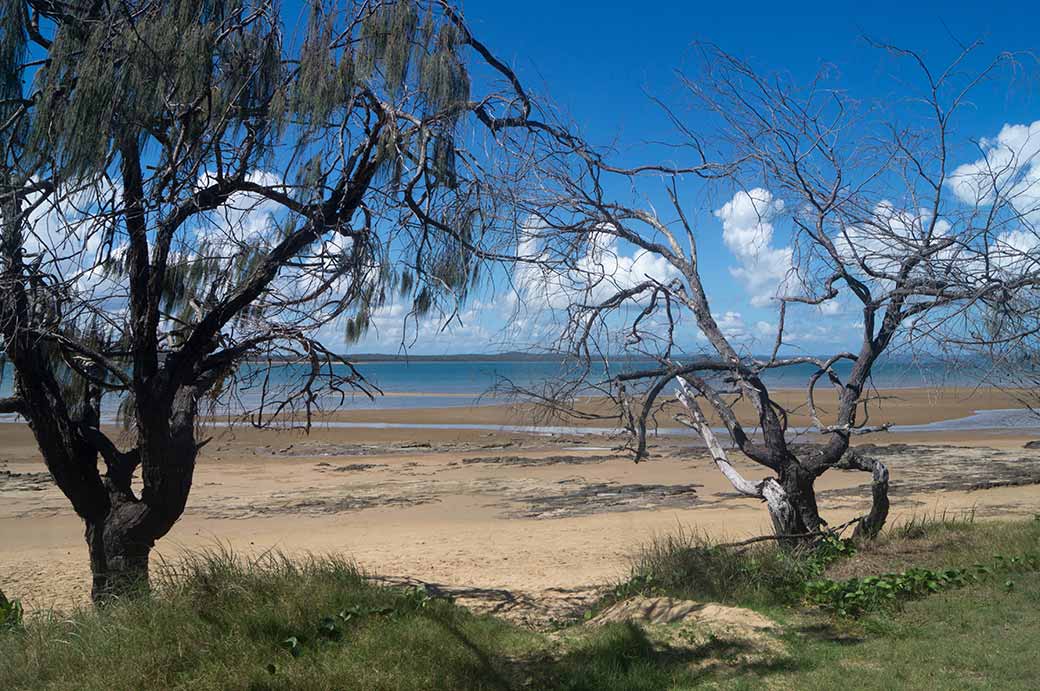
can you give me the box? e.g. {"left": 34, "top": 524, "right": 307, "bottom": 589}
{"left": 1, "top": 358, "right": 1036, "bottom": 432}
{"left": 0, "top": 356, "right": 995, "bottom": 412}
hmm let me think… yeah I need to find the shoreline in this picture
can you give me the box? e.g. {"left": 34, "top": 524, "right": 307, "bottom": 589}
{"left": 227, "top": 386, "right": 1038, "bottom": 432}
{"left": 2, "top": 387, "right": 1037, "bottom": 439}
{"left": 166, "top": 406, "right": 1040, "bottom": 437}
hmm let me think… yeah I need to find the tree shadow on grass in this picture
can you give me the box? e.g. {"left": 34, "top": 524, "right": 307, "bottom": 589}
{"left": 432, "top": 614, "right": 809, "bottom": 690}
{"left": 791, "top": 620, "right": 867, "bottom": 646}
{"left": 373, "top": 575, "right": 598, "bottom": 625}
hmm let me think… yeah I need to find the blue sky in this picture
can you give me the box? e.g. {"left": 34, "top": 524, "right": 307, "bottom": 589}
{"left": 336, "top": 0, "right": 1039, "bottom": 355}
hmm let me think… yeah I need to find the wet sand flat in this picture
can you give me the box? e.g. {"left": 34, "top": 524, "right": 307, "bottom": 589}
{"left": 313, "top": 387, "right": 1030, "bottom": 429}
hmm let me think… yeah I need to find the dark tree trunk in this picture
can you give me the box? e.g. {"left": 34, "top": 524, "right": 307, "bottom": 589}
{"left": 853, "top": 462, "right": 890, "bottom": 540}
{"left": 777, "top": 462, "right": 824, "bottom": 537}
{"left": 85, "top": 497, "right": 154, "bottom": 603}
{"left": 839, "top": 451, "right": 891, "bottom": 541}
{"left": 80, "top": 387, "right": 201, "bottom": 603}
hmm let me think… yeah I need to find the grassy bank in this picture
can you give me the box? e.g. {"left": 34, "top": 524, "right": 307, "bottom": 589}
{"left": 2, "top": 516, "right": 1038, "bottom": 690}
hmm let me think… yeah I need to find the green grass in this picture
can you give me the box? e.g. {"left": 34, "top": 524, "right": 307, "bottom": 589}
{"left": 601, "top": 514, "right": 1040, "bottom": 690}
{"left": 0, "top": 550, "right": 542, "bottom": 690}
{"left": 604, "top": 526, "right": 835, "bottom": 609}
{"left": 2, "top": 517, "right": 1039, "bottom": 690}
{"left": 767, "top": 574, "right": 1040, "bottom": 690}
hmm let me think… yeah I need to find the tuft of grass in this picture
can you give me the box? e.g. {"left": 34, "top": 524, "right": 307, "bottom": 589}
{"left": 890, "top": 507, "right": 977, "bottom": 541}
{"left": 607, "top": 526, "right": 839, "bottom": 609}
{"left": 609, "top": 513, "right": 1040, "bottom": 617}
{"left": 825, "top": 510, "right": 1038, "bottom": 581}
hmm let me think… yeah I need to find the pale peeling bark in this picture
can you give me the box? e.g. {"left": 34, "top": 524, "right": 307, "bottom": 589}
{"left": 675, "top": 379, "right": 799, "bottom": 538}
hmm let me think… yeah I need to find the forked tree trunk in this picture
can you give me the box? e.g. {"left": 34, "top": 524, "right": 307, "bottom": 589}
{"left": 677, "top": 382, "right": 824, "bottom": 544}
{"left": 675, "top": 380, "right": 891, "bottom": 545}
{"left": 85, "top": 497, "right": 154, "bottom": 603}
{"left": 778, "top": 463, "right": 824, "bottom": 536}
{"left": 81, "top": 389, "right": 200, "bottom": 604}
{"left": 766, "top": 463, "right": 889, "bottom": 545}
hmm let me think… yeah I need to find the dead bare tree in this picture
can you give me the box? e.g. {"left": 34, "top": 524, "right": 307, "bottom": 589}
{"left": 971, "top": 297, "right": 1040, "bottom": 424}
{"left": 0, "top": 0, "right": 575, "bottom": 601}
{"left": 518, "top": 43, "right": 1040, "bottom": 543}
{"left": 951, "top": 123, "right": 1040, "bottom": 421}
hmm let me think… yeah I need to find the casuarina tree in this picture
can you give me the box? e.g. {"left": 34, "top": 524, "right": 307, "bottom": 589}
{"left": 0, "top": 0, "right": 570, "bottom": 601}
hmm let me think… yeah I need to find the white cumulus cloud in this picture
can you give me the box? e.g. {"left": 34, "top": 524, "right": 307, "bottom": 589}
{"left": 949, "top": 120, "right": 1040, "bottom": 223}
{"left": 714, "top": 188, "right": 793, "bottom": 307}
{"left": 513, "top": 220, "right": 681, "bottom": 311}
{"left": 834, "top": 201, "right": 954, "bottom": 279}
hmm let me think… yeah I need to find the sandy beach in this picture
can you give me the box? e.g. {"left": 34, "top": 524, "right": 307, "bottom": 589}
{"left": 3, "top": 386, "right": 1039, "bottom": 622}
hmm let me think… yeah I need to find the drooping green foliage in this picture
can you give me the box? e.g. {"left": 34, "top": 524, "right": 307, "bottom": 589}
{"left": 2, "top": 0, "right": 534, "bottom": 435}
{"left": 26, "top": 1, "right": 277, "bottom": 177}
{"left": 16, "top": 0, "right": 479, "bottom": 311}
{"left": 419, "top": 21, "right": 470, "bottom": 113}
{"left": 0, "top": 0, "right": 28, "bottom": 154}
{"left": 357, "top": 0, "right": 419, "bottom": 92}
{"left": 289, "top": 5, "right": 344, "bottom": 130}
